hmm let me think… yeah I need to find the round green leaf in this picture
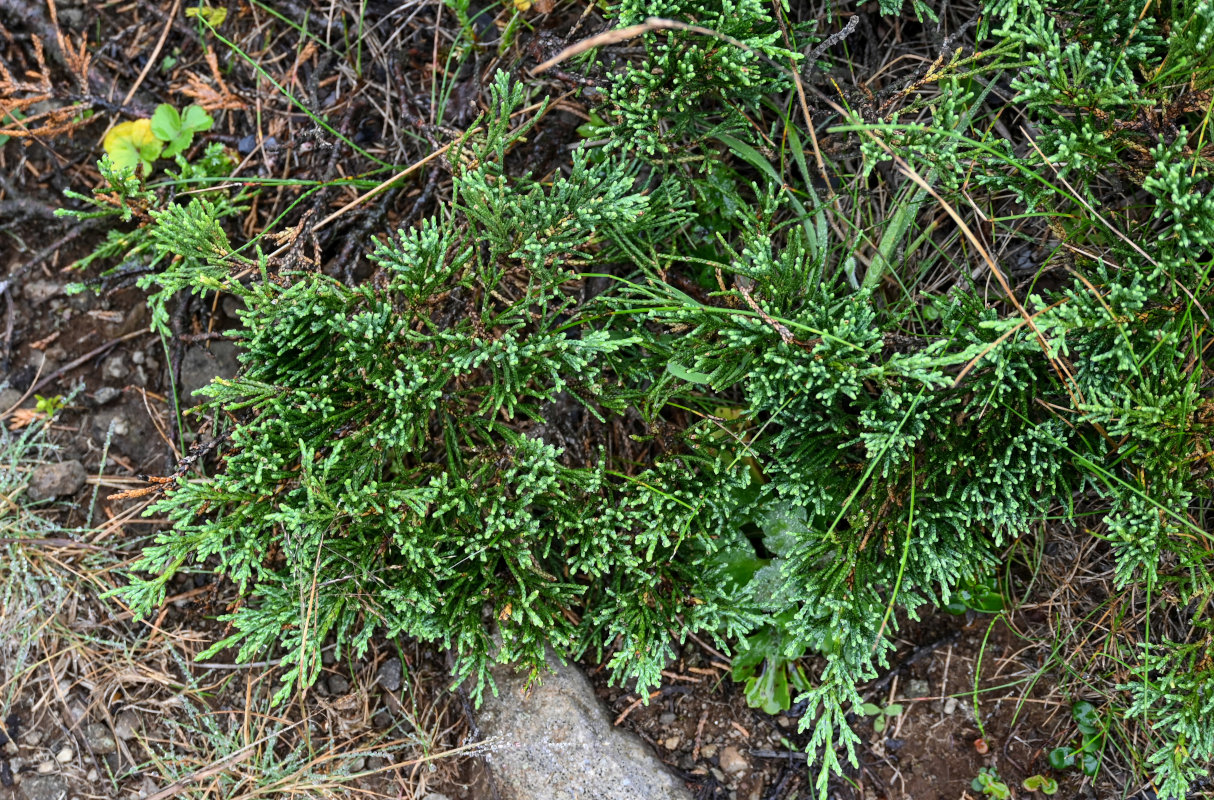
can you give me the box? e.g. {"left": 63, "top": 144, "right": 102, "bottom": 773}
{"left": 180, "top": 104, "right": 214, "bottom": 133}
{"left": 1072, "top": 701, "right": 1100, "bottom": 734}
{"left": 1048, "top": 746, "right": 1075, "bottom": 770}
{"left": 150, "top": 103, "right": 181, "bottom": 142}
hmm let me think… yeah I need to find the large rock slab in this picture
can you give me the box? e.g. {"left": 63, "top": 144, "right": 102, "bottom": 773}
{"left": 476, "top": 653, "right": 692, "bottom": 800}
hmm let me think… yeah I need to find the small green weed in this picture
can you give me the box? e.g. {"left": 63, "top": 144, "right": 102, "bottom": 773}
{"left": 33, "top": 394, "right": 65, "bottom": 417}
{"left": 149, "top": 103, "right": 213, "bottom": 159}
{"left": 102, "top": 103, "right": 213, "bottom": 175}
{"left": 1022, "top": 774, "right": 1059, "bottom": 795}
{"left": 1048, "top": 701, "right": 1106, "bottom": 778}
{"left": 971, "top": 766, "right": 1012, "bottom": 799}
{"left": 856, "top": 701, "right": 904, "bottom": 734}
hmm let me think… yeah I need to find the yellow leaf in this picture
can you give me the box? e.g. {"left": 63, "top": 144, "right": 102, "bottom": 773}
{"left": 513, "top": 0, "right": 532, "bottom": 10}
{"left": 103, "top": 119, "right": 163, "bottom": 175}
{"left": 186, "top": 5, "right": 228, "bottom": 26}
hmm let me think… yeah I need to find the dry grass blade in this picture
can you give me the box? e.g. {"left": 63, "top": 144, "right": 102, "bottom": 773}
{"left": 531, "top": 16, "right": 760, "bottom": 75}
{"left": 531, "top": 20, "right": 677, "bottom": 75}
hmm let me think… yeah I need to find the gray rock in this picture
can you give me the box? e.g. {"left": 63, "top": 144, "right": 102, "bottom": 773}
{"left": 420, "top": 794, "right": 452, "bottom": 800}
{"left": 58, "top": 6, "right": 85, "bottom": 29}
{"left": 94, "top": 387, "right": 121, "bottom": 405}
{"left": 658, "top": 712, "right": 677, "bottom": 726}
{"left": 27, "top": 460, "right": 87, "bottom": 501}
{"left": 23, "top": 281, "right": 60, "bottom": 306}
{"left": 92, "top": 412, "right": 131, "bottom": 440}
{"left": 0, "top": 388, "right": 23, "bottom": 411}
{"left": 221, "top": 295, "right": 246, "bottom": 320}
{"left": 102, "top": 354, "right": 129, "bottom": 381}
{"left": 29, "top": 350, "right": 57, "bottom": 374}
{"left": 84, "top": 722, "right": 116, "bottom": 754}
{"left": 18, "top": 774, "right": 68, "bottom": 800}
{"left": 179, "top": 342, "right": 240, "bottom": 406}
{"left": 476, "top": 650, "right": 692, "bottom": 800}
{"left": 326, "top": 674, "right": 350, "bottom": 695}
{"left": 113, "top": 710, "right": 139, "bottom": 741}
{"left": 376, "top": 657, "right": 403, "bottom": 692}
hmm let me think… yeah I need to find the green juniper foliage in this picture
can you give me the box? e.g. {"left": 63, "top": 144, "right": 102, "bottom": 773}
{"left": 82, "top": 0, "right": 1214, "bottom": 796}
{"left": 606, "top": 0, "right": 799, "bottom": 154}
{"left": 121, "top": 74, "right": 757, "bottom": 703}
{"left": 57, "top": 144, "right": 240, "bottom": 278}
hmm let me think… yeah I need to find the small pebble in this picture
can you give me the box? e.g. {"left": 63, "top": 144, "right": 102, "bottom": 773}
{"left": 86, "top": 769, "right": 98, "bottom": 782}
{"left": 663, "top": 735, "right": 680, "bottom": 750}
{"left": 658, "top": 712, "right": 677, "bottom": 726}
{"left": 719, "top": 745, "right": 747, "bottom": 774}
{"left": 37, "top": 761, "right": 54, "bottom": 774}
{"left": 102, "top": 353, "right": 129, "bottom": 381}
{"left": 55, "top": 747, "right": 73, "bottom": 763}
{"left": 84, "top": 722, "right": 117, "bottom": 755}
{"left": 114, "top": 710, "right": 140, "bottom": 741}
{"left": 94, "top": 386, "right": 121, "bottom": 405}
{"left": 26, "top": 461, "right": 88, "bottom": 501}
{"left": 700, "top": 743, "right": 718, "bottom": 759}
{"left": 943, "top": 697, "right": 958, "bottom": 715}
{"left": 376, "top": 658, "right": 403, "bottom": 692}
{"left": 326, "top": 674, "right": 350, "bottom": 695}
{"left": 23, "top": 281, "right": 61, "bottom": 306}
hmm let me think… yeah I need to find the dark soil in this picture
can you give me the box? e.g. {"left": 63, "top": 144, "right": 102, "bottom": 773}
{"left": 591, "top": 613, "right": 1113, "bottom": 800}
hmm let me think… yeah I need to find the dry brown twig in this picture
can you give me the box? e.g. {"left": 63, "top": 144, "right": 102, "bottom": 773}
{"left": 0, "top": 34, "right": 92, "bottom": 141}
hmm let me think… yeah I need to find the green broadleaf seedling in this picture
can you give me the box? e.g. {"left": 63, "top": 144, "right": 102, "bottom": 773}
{"left": 150, "top": 104, "right": 214, "bottom": 159}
